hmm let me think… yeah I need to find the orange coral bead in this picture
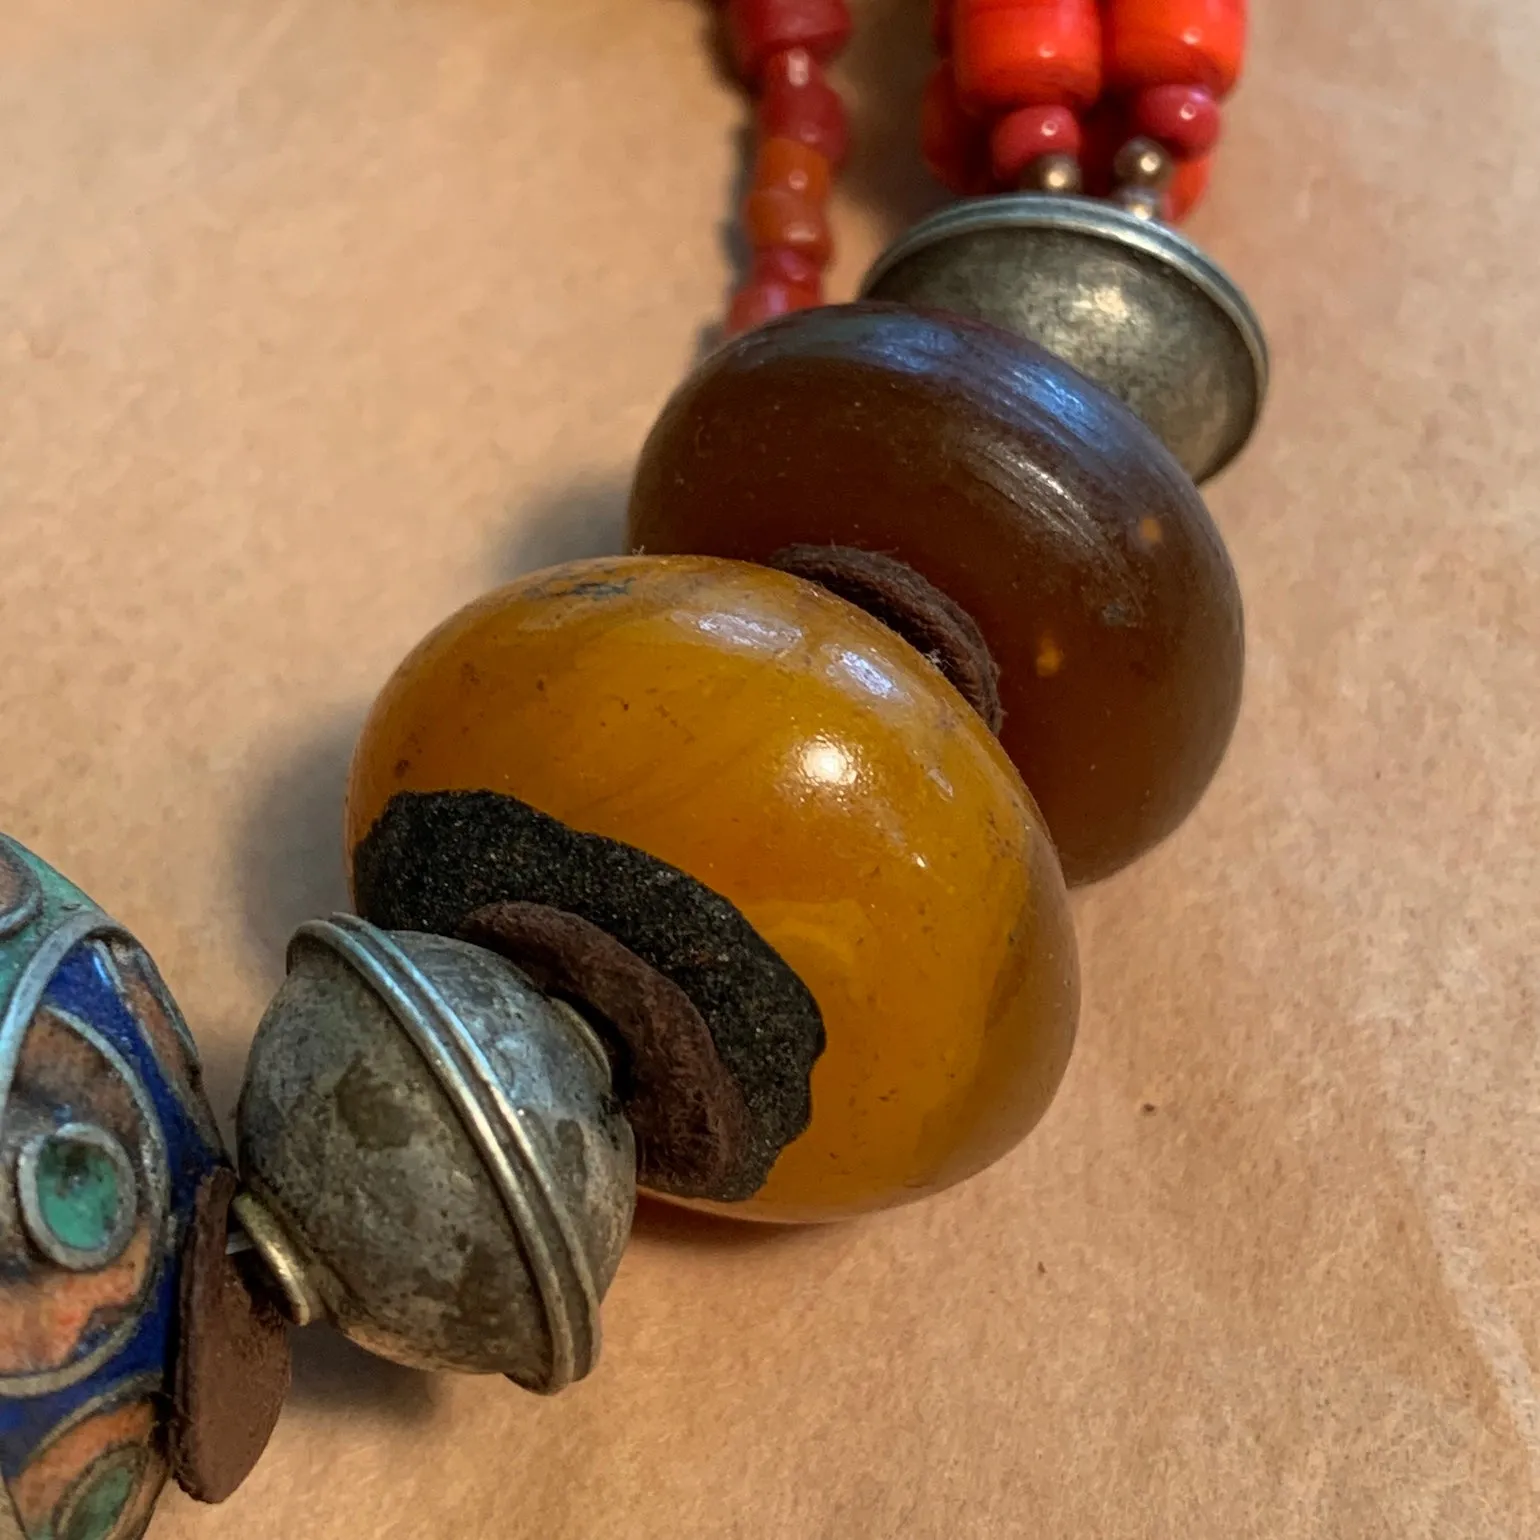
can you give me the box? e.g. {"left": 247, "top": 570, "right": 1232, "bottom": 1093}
{"left": 952, "top": 0, "right": 1102, "bottom": 110}
{"left": 1166, "top": 152, "right": 1212, "bottom": 221}
{"left": 345, "top": 557, "right": 1079, "bottom": 1222}
{"left": 743, "top": 186, "right": 832, "bottom": 262}
{"left": 753, "top": 135, "right": 832, "bottom": 203}
{"left": 1104, "top": 0, "right": 1247, "bottom": 99}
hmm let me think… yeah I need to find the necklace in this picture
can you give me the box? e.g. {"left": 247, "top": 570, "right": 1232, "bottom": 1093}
{"left": 0, "top": 2, "right": 1261, "bottom": 1534}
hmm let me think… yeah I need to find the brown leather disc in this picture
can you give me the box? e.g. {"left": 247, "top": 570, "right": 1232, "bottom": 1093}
{"left": 171, "top": 1166, "right": 292, "bottom": 1505}
{"left": 459, "top": 901, "right": 752, "bottom": 1200}
{"left": 769, "top": 543, "right": 1004, "bottom": 732}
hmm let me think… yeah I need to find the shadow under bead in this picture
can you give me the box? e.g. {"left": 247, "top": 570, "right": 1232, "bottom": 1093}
{"left": 236, "top": 917, "right": 634, "bottom": 1393}
{"left": 627, "top": 306, "right": 1245, "bottom": 887}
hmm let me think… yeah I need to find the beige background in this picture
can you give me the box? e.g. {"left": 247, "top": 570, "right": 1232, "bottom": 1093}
{"left": 1, "top": 0, "right": 1536, "bottom": 1536}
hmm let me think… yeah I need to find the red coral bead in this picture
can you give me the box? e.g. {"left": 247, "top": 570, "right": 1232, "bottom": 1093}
{"left": 727, "top": 0, "right": 852, "bottom": 84}
{"left": 952, "top": 0, "right": 1103, "bottom": 110}
{"left": 920, "top": 60, "right": 990, "bottom": 195}
{"left": 743, "top": 187, "right": 833, "bottom": 263}
{"left": 1165, "top": 153, "right": 1212, "bottom": 221}
{"left": 759, "top": 49, "right": 850, "bottom": 167}
{"left": 1131, "top": 83, "right": 1222, "bottom": 158}
{"left": 753, "top": 246, "right": 824, "bottom": 289}
{"left": 1105, "top": 0, "right": 1246, "bottom": 99}
{"left": 932, "top": 0, "right": 953, "bottom": 52}
{"left": 726, "top": 280, "right": 820, "bottom": 335}
{"left": 990, "top": 104, "right": 1083, "bottom": 184}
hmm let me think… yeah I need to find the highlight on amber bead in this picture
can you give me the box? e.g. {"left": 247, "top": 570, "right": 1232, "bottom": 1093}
{"left": 346, "top": 555, "right": 1079, "bottom": 1223}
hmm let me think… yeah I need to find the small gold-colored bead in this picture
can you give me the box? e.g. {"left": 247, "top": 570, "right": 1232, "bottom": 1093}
{"left": 1113, "top": 184, "right": 1165, "bottom": 222}
{"left": 1016, "top": 152, "right": 1083, "bottom": 196}
{"left": 1112, "top": 135, "right": 1174, "bottom": 190}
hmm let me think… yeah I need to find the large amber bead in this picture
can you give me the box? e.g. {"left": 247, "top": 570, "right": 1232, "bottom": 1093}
{"left": 345, "top": 556, "right": 1078, "bottom": 1222}
{"left": 628, "top": 305, "right": 1245, "bottom": 886}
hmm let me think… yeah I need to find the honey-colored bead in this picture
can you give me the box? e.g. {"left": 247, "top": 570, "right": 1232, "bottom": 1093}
{"left": 629, "top": 308, "right": 1245, "bottom": 887}
{"left": 346, "top": 556, "right": 1078, "bottom": 1222}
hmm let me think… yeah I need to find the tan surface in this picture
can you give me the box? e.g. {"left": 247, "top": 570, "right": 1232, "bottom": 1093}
{"left": 0, "top": 1, "right": 1535, "bottom": 1536}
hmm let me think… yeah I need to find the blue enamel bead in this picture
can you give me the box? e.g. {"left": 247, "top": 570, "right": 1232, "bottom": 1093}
{"left": 0, "top": 837, "right": 223, "bottom": 1540}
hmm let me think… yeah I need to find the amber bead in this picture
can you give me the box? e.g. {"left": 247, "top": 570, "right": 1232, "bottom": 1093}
{"left": 758, "top": 49, "right": 850, "bottom": 167}
{"left": 743, "top": 186, "right": 832, "bottom": 263}
{"left": 952, "top": 0, "right": 1103, "bottom": 111}
{"left": 629, "top": 307, "right": 1244, "bottom": 887}
{"left": 727, "top": 0, "right": 852, "bottom": 84}
{"left": 346, "top": 556, "right": 1078, "bottom": 1222}
{"left": 1105, "top": 0, "right": 1247, "bottom": 99}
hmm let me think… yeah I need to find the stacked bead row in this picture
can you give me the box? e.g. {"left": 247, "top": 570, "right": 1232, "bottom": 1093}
{"left": 923, "top": 0, "right": 1246, "bottom": 222}
{"left": 720, "top": 0, "right": 853, "bottom": 334}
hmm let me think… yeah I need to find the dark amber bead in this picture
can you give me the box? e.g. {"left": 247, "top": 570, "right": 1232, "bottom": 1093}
{"left": 628, "top": 306, "right": 1244, "bottom": 886}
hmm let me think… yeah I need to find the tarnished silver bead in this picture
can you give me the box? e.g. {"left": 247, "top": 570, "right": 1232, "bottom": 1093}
{"left": 1112, "top": 184, "right": 1165, "bottom": 222}
{"left": 236, "top": 916, "right": 635, "bottom": 1394}
{"left": 861, "top": 194, "right": 1268, "bottom": 484}
{"left": 1016, "top": 152, "right": 1082, "bottom": 196}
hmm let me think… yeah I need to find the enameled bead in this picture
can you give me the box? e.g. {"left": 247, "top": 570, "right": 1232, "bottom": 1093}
{"left": 952, "top": 0, "right": 1103, "bottom": 111}
{"left": 0, "top": 838, "right": 228, "bottom": 1539}
{"left": 1104, "top": 0, "right": 1247, "bottom": 99}
{"left": 345, "top": 556, "right": 1079, "bottom": 1222}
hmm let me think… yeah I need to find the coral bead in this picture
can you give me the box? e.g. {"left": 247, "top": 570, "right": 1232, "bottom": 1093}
{"left": 1104, "top": 0, "right": 1247, "bottom": 99}
{"left": 1166, "top": 152, "right": 1212, "bottom": 221}
{"left": 758, "top": 49, "right": 850, "bottom": 167}
{"left": 727, "top": 0, "right": 852, "bottom": 84}
{"left": 990, "top": 104, "right": 1083, "bottom": 185}
{"left": 743, "top": 186, "right": 833, "bottom": 262}
{"left": 345, "top": 557, "right": 1079, "bottom": 1222}
{"left": 921, "top": 60, "right": 989, "bottom": 195}
{"left": 629, "top": 308, "right": 1245, "bottom": 887}
{"left": 726, "top": 279, "right": 819, "bottom": 335}
{"left": 952, "top": 0, "right": 1103, "bottom": 110}
{"left": 753, "top": 135, "right": 833, "bottom": 202}
{"left": 1131, "top": 83, "right": 1222, "bottom": 159}
{"left": 752, "top": 245, "right": 823, "bottom": 289}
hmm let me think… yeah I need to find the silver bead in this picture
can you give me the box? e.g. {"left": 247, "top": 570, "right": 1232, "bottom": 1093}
{"left": 1112, "top": 136, "right": 1174, "bottom": 191}
{"left": 860, "top": 195, "right": 1268, "bottom": 484}
{"left": 1016, "top": 153, "right": 1082, "bottom": 196}
{"left": 236, "top": 916, "right": 635, "bottom": 1394}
